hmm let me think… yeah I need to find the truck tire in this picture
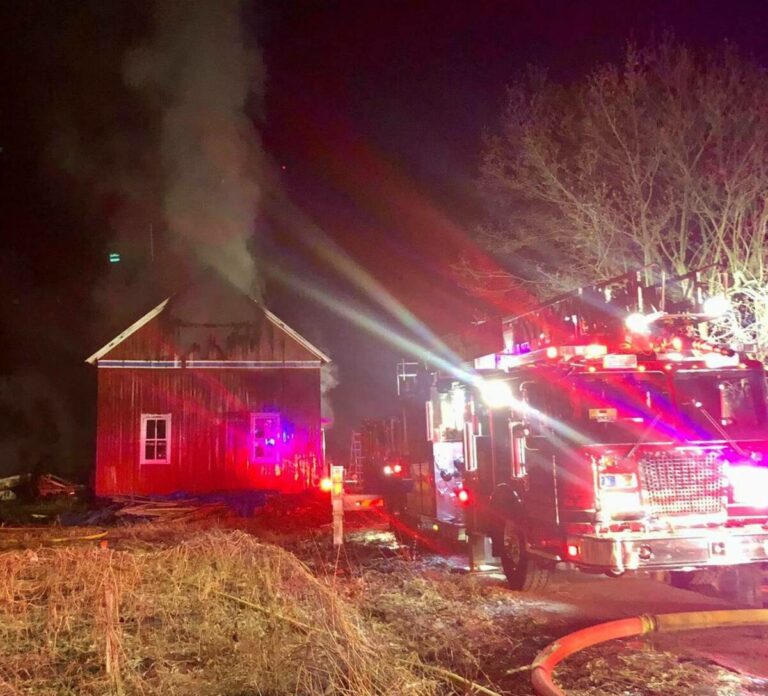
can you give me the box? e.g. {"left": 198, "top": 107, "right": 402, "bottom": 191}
{"left": 500, "top": 520, "right": 550, "bottom": 591}
{"left": 390, "top": 517, "right": 418, "bottom": 551}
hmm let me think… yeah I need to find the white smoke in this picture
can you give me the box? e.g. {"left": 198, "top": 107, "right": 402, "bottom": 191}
{"left": 124, "top": 0, "right": 265, "bottom": 298}
{"left": 320, "top": 363, "right": 340, "bottom": 427}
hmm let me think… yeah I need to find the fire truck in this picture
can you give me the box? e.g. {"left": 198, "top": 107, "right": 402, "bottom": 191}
{"left": 382, "top": 269, "right": 768, "bottom": 595}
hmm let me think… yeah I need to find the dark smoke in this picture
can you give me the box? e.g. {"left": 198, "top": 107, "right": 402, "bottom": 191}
{"left": 0, "top": 372, "right": 76, "bottom": 479}
{"left": 124, "top": 0, "right": 266, "bottom": 299}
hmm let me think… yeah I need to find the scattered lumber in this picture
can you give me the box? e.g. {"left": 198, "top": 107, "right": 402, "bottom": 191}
{"left": 37, "top": 474, "right": 81, "bottom": 497}
{"left": 0, "top": 474, "right": 32, "bottom": 491}
{"left": 112, "top": 497, "right": 229, "bottom": 522}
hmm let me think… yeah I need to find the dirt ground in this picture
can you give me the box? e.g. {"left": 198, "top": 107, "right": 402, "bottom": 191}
{"left": 2, "top": 493, "right": 768, "bottom": 695}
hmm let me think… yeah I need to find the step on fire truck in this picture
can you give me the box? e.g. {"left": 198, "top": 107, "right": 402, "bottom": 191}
{"left": 382, "top": 269, "right": 768, "bottom": 597}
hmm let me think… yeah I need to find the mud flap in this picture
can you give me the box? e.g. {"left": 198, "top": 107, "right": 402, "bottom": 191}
{"left": 717, "top": 565, "right": 764, "bottom": 607}
{"left": 488, "top": 483, "right": 525, "bottom": 557}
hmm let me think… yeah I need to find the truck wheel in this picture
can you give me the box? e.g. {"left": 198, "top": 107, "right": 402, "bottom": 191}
{"left": 390, "top": 518, "right": 415, "bottom": 548}
{"left": 500, "top": 520, "right": 550, "bottom": 591}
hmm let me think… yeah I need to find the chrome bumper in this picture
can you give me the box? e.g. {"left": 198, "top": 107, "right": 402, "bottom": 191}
{"left": 568, "top": 526, "right": 768, "bottom": 572}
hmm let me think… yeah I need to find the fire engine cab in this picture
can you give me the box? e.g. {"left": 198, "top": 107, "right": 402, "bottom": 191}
{"left": 388, "top": 270, "right": 768, "bottom": 593}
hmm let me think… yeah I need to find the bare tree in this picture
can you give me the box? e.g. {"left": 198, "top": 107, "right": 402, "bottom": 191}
{"left": 477, "top": 38, "right": 768, "bottom": 356}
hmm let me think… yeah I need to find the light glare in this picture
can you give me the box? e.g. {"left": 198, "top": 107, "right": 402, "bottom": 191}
{"left": 479, "top": 379, "right": 512, "bottom": 409}
{"left": 703, "top": 295, "right": 731, "bottom": 318}
{"left": 728, "top": 465, "right": 768, "bottom": 507}
{"left": 625, "top": 313, "right": 650, "bottom": 334}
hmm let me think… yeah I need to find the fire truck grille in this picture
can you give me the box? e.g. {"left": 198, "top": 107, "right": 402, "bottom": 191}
{"left": 639, "top": 451, "right": 725, "bottom": 517}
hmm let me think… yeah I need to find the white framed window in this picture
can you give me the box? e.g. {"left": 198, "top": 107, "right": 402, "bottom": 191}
{"left": 250, "top": 412, "right": 281, "bottom": 462}
{"left": 140, "top": 414, "right": 172, "bottom": 464}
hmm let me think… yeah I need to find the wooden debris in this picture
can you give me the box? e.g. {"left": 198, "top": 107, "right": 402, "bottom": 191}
{"left": 112, "top": 497, "right": 229, "bottom": 522}
{"left": 0, "top": 473, "right": 31, "bottom": 491}
{"left": 37, "top": 474, "right": 81, "bottom": 497}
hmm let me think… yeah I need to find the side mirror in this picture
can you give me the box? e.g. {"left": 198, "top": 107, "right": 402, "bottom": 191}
{"left": 512, "top": 421, "right": 540, "bottom": 438}
{"left": 511, "top": 422, "right": 527, "bottom": 439}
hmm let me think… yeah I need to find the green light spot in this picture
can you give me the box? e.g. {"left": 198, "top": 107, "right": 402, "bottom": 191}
{"left": 109, "top": 252, "right": 121, "bottom": 263}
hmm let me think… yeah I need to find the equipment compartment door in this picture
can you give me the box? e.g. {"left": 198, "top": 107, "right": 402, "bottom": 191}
{"left": 433, "top": 441, "right": 466, "bottom": 524}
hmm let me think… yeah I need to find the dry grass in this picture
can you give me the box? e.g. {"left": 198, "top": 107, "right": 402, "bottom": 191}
{"left": 0, "top": 530, "right": 437, "bottom": 696}
{"left": 555, "top": 641, "right": 763, "bottom": 696}
{"left": 342, "top": 558, "right": 546, "bottom": 695}
{"left": 2, "top": 515, "right": 760, "bottom": 695}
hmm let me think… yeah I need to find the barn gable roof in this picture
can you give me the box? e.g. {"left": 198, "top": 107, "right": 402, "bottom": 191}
{"left": 86, "top": 281, "right": 330, "bottom": 365}
{"left": 86, "top": 299, "right": 170, "bottom": 365}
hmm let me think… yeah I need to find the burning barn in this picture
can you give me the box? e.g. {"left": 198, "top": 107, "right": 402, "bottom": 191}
{"left": 86, "top": 275, "right": 330, "bottom": 497}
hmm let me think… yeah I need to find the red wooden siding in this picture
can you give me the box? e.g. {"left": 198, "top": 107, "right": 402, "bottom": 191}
{"left": 91, "top": 277, "right": 329, "bottom": 497}
{"left": 95, "top": 368, "right": 323, "bottom": 497}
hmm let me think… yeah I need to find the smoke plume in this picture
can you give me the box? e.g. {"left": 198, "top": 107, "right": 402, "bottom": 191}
{"left": 124, "top": 0, "right": 265, "bottom": 299}
{"left": 321, "top": 363, "right": 340, "bottom": 427}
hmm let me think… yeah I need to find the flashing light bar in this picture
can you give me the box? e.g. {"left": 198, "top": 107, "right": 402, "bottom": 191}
{"left": 491, "top": 344, "right": 608, "bottom": 370}
{"left": 703, "top": 352, "right": 741, "bottom": 369}
{"left": 579, "top": 344, "right": 608, "bottom": 360}
{"left": 602, "top": 354, "right": 638, "bottom": 369}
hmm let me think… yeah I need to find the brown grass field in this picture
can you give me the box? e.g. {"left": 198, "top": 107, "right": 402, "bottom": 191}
{"left": 0, "top": 496, "right": 764, "bottom": 695}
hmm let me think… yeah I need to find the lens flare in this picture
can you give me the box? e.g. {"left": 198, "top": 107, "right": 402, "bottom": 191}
{"left": 625, "top": 313, "right": 650, "bottom": 334}
{"left": 703, "top": 295, "right": 731, "bottom": 318}
{"left": 479, "top": 379, "right": 512, "bottom": 409}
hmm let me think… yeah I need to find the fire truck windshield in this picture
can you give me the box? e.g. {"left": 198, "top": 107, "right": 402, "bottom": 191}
{"left": 563, "top": 371, "right": 673, "bottom": 444}
{"left": 557, "top": 368, "right": 768, "bottom": 444}
{"left": 673, "top": 370, "right": 768, "bottom": 440}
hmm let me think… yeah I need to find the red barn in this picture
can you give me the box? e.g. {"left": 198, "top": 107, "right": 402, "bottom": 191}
{"left": 86, "top": 276, "right": 330, "bottom": 497}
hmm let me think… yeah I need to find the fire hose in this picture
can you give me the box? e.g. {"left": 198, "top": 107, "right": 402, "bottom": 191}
{"left": 531, "top": 609, "right": 768, "bottom": 696}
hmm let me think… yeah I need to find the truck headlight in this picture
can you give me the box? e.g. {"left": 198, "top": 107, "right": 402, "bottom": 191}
{"left": 597, "top": 467, "right": 642, "bottom": 516}
{"left": 727, "top": 465, "right": 768, "bottom": 507}
{"left": 599, "top": 490, "right": 643, "bottom": 515}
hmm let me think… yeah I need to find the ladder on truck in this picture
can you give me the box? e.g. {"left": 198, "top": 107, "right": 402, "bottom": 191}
{"left": 348, "top": 431, "right": 363, "bottom": 488}
{"left": 501, "top": 263, "right": 729, "bottom": 355}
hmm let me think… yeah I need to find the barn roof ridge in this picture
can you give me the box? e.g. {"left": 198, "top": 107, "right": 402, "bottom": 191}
{"left": 85, "top": 298, "right": 170, "bottom": 365}
{"left": 85, "top": 295, "right": 331, "bottom": 365}
{"left": 260, "top": 305, "right": 331, "bottom": 363}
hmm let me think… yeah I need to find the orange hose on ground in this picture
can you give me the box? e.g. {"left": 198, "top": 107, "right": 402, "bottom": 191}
{"left": 530, "top": 609, "right": 768, "bottom": 696}
{"left": 530, "top": 616, "right": 653, "bottom": 696}
{"left": 653, "top": 608, "right": 768, "bottom": 632}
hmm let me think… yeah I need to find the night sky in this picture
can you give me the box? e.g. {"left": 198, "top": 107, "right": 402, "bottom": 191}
{"left": 2, "top": 0, "right": 768, "bottom": 472}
